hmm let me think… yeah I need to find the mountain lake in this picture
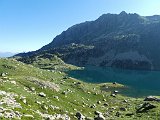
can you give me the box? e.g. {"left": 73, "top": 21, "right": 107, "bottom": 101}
{"left": 67, "top": 66, "right": 160, "bottom": 97}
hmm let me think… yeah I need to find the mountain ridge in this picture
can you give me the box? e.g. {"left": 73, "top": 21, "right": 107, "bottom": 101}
{"left": 15, "top": 12, "right": 160, "bottom": 70}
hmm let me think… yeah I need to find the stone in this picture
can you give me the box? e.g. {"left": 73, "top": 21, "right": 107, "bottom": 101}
{"left": 136, "top": 102, "right": 156, "bottom": 113}
{"left": 94, "top": 111, "right": 102, "bottom": 115}
{"left": 94, "top": 113, "right": 105, "bottom": 120}
{"left": 110, "top": 94, "right": 116, "bottom": 97}
{"left": 103, "top": 103, "right": 109, "bottom": 106}
{"left": 90, "top": 104, "right": 96, "bottom": 108}
{"left": 54, "top": 96, "right": 59, "bottom": 100}
{"left": 112, "top": 82, "right": 117, "bottom": 85}
{"left": 114, "top": 90, "right": 119, "bottom": 94}
{"left": 115, "top": 112, "right": 121, "bottom": 117}
{"left": 22, "top": 99, "right": 27, "bottom": 104}
{"left": 1, "top": 73, "right": 6, "bottom": 77}
{"left": 38, "top": 92, "right": 46, "bottom": 97}
{"left": 75, "top": 112, "right": 85, "bottom": 120}
{"left": 120, "top": 107, "right": 126, "bottom": 111}
{"left": 30, "top": 87, "right": 35, "bottom": 91}
{"left": 10, "top": 81, "right": 16, "bottom": 85}
{"left": 144, "top": 96, "right": 160, "bottom": 102}
{"left": 123, "top": 99, "right": 128, "bottom": 103}
{"left": 85, "top": 117, "right": 94, "bottom": 120}
{"left": 125, "top": 113, "right": 134, "bottom": 116}
{"left": 36, "top": 101, "right": 41, "bottom": 105}
{"left": 62, "top": 91, "right": 67, "bottom": 95}
{"left": 97, "top": 101, "right": 101, "bottom": 104}
{"left": 23, "top": 114, "right": 34, "bottom": 118}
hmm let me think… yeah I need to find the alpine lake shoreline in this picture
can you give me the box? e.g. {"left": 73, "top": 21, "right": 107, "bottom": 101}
{"left": 0, "top": 58, "right": 160, "bottom": 119}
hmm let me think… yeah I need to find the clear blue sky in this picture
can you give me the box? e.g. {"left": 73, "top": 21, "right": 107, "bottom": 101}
{"left": 0, "top": 0, "right": 160, "bottom": 53}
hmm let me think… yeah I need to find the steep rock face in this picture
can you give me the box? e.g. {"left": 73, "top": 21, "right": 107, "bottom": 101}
{"left": 16, "top": 12, "right": 160, "bottom": 70}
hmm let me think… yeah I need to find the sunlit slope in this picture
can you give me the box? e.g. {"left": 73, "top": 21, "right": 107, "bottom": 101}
{"left": 0, "top": 58, "right": 160, "bottom": 119}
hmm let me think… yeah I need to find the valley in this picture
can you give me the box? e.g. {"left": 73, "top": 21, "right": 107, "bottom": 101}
{"left": 1, "top": 12, "right": 160, "bottom": 120}
{"left": 0, "top": 58, "right": 160, "bottom": 119}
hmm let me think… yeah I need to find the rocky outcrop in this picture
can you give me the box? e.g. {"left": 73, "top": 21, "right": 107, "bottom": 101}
{"left": 144, "top": 96, "right": 160, "bottom": 102}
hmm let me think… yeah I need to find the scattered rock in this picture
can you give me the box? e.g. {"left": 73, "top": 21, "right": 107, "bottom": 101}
{"left": 23, "top": 114, "right": 34, "bottom": 118}
{"left": 38, "top": 92, "right": 46, "bottom": 97}
{"left": 110, "top": 94, "right": 116, "bottom": 97}
{"left": 136, "top": 102, "right": 156, "bottom": 113}
{"left": 54, "top": 96, "right": 59, "bottom": 100}
{"left": 115, "top": 112, "right": 121, "bottom": 117}
{"left": 30, "top": 87, "right": 36, "bottom": 91}
{"left": 94, "top": 111, "right": 102, "bottom": 115}
{"left": 86, "top": 117, "right": 94, "bottom": 120}
{"left": 22, "top": 99, "right": 27, "bottom": 104}
{"left": 75, "top": 112, "right": 85, "bottom": 120}
{"left": 103, "top": 103, "right": 109, "bottom": 106}
{"left": 90, "top": 104, "right": 96, "bottom": 108}
{"left": 144, "top": 96, "right": 160, "bottom": 102}
{"left": 125, "top": 113, "right": 134, "bottom": 116}
{"left": 36, "top": 101, "right": 41, "bottom": 105}
{"left": 114, "top": 90, "right": 119, "bottom": 94}
{"left": 62, "top": 91, "right": 68, "bottom": 95}
{"left": 10, "top": 81, "right": 16, "bottom": 85}
{"left": 112, "top": 82, "right": 117, "bottom": 85}
{"left": 49, "top": 105, "right": 59, "bottom": 110}
{"left": 123, "top": 99, "right": 128, "bottom": 103}
{"left": 97, "top": 101, "right": 101, "bottom": 104}
{"left": 94, "top": 112, "right": 105, "bottom": 120}
{"left": 26, "top": 77, "right": 60, "bottom": 91}
{"left": 119, "top": 107, "right": 126, "bottom": 111}
{"left": 1, "top": 73, "right": 6, "bottom": 77}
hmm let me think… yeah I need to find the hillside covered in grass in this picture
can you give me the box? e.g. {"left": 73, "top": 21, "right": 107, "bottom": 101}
{"left": 0, "top": 58, "right": 160, "bottom": 120}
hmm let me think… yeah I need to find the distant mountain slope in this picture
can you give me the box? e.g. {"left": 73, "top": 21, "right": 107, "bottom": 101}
{"left": 16, "top": 11, "right": 160, "bottom": 70}
{"left": 0, "top": 52, "right": 15, "bottom": 58}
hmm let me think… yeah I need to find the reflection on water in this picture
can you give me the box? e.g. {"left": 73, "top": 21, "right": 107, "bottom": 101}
{"left": 67, "top": 66, "right": 160, "bottom": 97}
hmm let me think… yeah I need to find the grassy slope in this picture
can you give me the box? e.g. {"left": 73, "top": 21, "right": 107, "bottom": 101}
{"left": 0, "top": 58, "right": 160, "bottom": 120}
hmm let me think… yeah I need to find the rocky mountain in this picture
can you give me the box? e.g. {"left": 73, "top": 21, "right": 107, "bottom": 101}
{"left": 16, "top": 11, "right": 160, "bottom": 70}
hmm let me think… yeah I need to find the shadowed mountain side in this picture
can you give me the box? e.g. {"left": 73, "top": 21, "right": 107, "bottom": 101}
{"left": 15, "top": 11, "right": 160, "bottom": 70}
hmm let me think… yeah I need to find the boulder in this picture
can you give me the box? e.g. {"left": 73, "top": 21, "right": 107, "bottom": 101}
{"left": 94, "top": 113, "right": 105, "bottom": 120}
{"left": 94, "top": 111, "right": 102, "bottom": 115}
{"left": 1, "top": 73, "right": 6, "bottom": 77}
{"left": 75, "top": 112, "right": 85, "bottom": 120}
{"left": 97, "top": 101, "right": 101, "bottom": 104}
{"left": 115, "top": 112, "right": 121, "bottom": 117}
{"left": 38, "top": 92, "right": 46, "bottom": 97}
{"left": 114, "top": 90, "right": 119, "bottom": 94}
{"left": 119, "top": 107, "right": 126, "bottom": 111}
{"left": 103, "top": 103, "right": 109, "bottom": 106}
{"left": 110, "top": 94, "right": 116, "bottom": 97}
{"left": 30, "top": 87, "right": 36, "bottom": 91}
{"left": 144, "top": 96, "right": 160, "bottom": 102}
{"left": 136, "top": 102, "right": 156, "bottom": 113}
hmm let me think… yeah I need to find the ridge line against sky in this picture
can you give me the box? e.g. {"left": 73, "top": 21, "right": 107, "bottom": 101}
{"left": 0, "top": 0, "right": 160, "bottom": 53}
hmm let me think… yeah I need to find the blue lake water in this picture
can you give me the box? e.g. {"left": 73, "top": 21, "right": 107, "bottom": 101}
{"left": 67, "top": 66, "right": 160, "bottom": 97}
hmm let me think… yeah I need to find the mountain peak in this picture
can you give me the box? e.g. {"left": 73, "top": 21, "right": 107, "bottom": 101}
{"left": 119, "top": 11, "right": 128, "bottom": 15}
